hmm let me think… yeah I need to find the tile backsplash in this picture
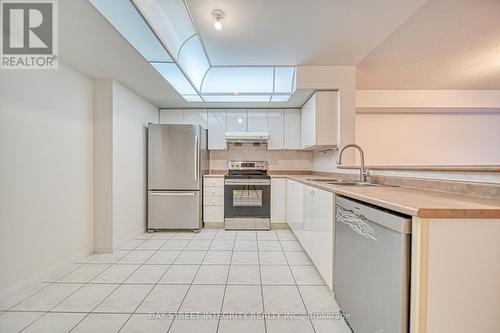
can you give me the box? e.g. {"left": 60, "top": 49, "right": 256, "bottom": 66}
{"left": 210, "top": 144, "right": 313, "bottom": 171}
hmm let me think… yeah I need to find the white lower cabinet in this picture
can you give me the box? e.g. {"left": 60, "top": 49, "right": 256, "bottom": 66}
{"left": 308, "top": 186, "right": 334, "bottom": 290}
{"left": 203, "top": 206, "right": 224, "bottom": 223}
{"left": 302, "top": 185, "right": 314, "bottom": 255}
{"left": 286, "top": 179, "right": 334, "bottom": 290}
{"left": 203, "top": 176, "right": 224, "bottom": 223}
{"left": 286, "top": 179, "right": 304, "bottom": 243}
{"left": 271, "top": 178, "right": 286, "bottom": 223}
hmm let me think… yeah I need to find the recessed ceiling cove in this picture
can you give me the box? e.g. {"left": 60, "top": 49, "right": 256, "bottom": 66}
{"left": 89, "top": 0, "right": 295, "bottom": 103}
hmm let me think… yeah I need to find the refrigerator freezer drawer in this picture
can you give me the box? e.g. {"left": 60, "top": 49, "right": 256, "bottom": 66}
{"left": 148, "top": 191, "right": 201, "bottom": 230}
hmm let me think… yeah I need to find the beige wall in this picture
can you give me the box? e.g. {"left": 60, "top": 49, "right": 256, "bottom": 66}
{"left": 356, "top": 112, "right": 500, "bottom": 166}
{"left": 354, "top": 90, "right": 500, "bottom": 166}
{"left": 112, "top": 81, "right": 158, "bottom": 243}
{"left": 0, "top": 63, "right": 94, "bottom": 293}
{"left": 210, "top": 144, "right": 313, "bottom": 171}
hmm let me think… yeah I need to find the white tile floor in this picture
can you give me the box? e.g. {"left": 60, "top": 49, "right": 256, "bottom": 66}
{"left": 0, "top": 229, "right": 351, "bottom": 333}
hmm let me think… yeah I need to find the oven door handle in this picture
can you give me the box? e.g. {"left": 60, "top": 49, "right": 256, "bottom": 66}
{"left": 224, "top": 179, "right": 271, "bottom": 186}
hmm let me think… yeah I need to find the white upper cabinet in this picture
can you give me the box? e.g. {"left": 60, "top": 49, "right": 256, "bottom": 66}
{"left": 268, "top": 109, "right": 284, "bottom": 150}
{"left": 226, "top": 109, "right": 247, "bottom": 132}
{"left": 208, "top": 109, "right": 227, "bottom": 150}
{"left": 248, "top": 109, "right": 269, "bottom": 132}
{"left": 268, "top": 109, "right": 301, "bottom": 150}
{"left": 300, "top": 91, "right": 338, "bottom": 149}
{"left": 183, "top": 109, "right": 208, "bottom": 129}
{"left": 159, "top": 109, "right": 208, "bottom": 128}
{"left": 284, "top": 109, "right": 301, "bottom": 149}
{"left": 159, "top": 109, "right": 183, "bottom": 124}
{"left": 162, "top": 108, "right": 300, "bottom": 150}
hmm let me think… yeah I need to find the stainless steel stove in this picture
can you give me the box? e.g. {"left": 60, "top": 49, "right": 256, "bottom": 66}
{"left": 224, "top": 161, "right": 271, "bottom": 230}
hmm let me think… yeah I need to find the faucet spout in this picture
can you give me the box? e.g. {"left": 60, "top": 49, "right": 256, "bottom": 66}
{"left": 337, "top": 144, "right": 368, "bottom": 182}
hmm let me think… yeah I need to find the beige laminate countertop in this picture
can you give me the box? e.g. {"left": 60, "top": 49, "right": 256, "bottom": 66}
{"left": 204, "top": 173, "right": 500, "bottom": 218}
{"left": 288, "top": 175, "right": 500, "bottom": 219}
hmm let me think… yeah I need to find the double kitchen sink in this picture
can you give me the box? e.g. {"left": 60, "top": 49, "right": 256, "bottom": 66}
{"left": 305, "top": 178, "right": 380, "bottom": 187}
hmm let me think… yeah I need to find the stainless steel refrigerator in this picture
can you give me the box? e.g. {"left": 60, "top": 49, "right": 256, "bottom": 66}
{"left": 147, "top": 124, "right": 209, "bottom": 230}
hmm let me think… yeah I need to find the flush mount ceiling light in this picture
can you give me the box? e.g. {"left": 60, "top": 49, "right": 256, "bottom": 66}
{"left": 212, "top": 9, "right": 225, "bottom": 31}
{"left": 89, "top": 0, "right": 295, "bottom": 103}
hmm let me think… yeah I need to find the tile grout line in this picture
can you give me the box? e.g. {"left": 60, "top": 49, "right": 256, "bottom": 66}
{"left": 215, "top": 230, "right": 237, "bottom": 333}
{"left": 64, "top": 233, "right": 174, "bottom": 332}
{"left": 117, "top": 233, "right": 191, "bottom": 332}
{"left": 15, "top": 236, "right": 153, "bottom": 332}
{"left": 3, "top": 253, "right": 96, "bottom": 313}
{"left": 276, "top": 230, "right": 318, "bottom": 333}
{"left": 166, "top": 230, "right": 220, "bottom": 333}
{"left": 4, "top": 230, "right": 322, "bottom": 332}
{"left": 256, "top": 231, "right": 268, "bottom": 333}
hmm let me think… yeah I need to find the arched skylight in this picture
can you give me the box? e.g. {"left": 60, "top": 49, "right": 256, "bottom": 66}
{"left": 89, "top": 0, "right": 296, "bottom": 102}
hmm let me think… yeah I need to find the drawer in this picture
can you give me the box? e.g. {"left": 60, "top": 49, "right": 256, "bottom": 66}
{"left": 204, "top": 177, "right": 224, "bottom": 187}
{"left": 203, "top": 186, "right": 224, "bottom": 196}
{"left": 204, "top": 205, "right": 224, "bottom": 222}
{"left": 204, "top": 196, "right": 224, "bottom": 206}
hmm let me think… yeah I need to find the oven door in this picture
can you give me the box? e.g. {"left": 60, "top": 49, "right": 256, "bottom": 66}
{"left": 224, "top": 178, "right": 271, "bottom": 223}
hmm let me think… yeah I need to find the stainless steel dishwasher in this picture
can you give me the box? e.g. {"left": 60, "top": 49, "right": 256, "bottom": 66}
{"left": 334, "top": 196, "right": 411, "bottom": 333}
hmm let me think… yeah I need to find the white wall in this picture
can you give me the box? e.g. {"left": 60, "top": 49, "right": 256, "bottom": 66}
{"left": 93, "top": 79, "right": 114, "bottom": 252}
{"left": 0, "top": 63, "right": 94, "bottom": 293}
{"left": 93, "top": 79, "right": 158, "bottom": 252}
{"left": 112, "top": 81, "right": 158, "bottom": 243}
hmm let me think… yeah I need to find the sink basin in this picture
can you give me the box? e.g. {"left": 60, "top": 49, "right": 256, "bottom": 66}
{"left": 326, "top": 180, "right": 379, "bottom": 187}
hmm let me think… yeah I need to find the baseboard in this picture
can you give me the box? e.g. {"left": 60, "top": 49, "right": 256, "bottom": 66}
{"left": 204, "top": 222, "right": 290, "bottom": 230}
{"left": 1, "top": 228, "right": 147, "bottom": 299}
{"left": 203, "top": 222, "right": 224, "bottom": 229}
{"left": 271, "top": 223, "right": 290, "bottom": 230}
{"left": 0, "top": 246, "right": 93, "bottom": 300}
{"left": 93, "top": 247, "right": 114, "bottom": 254}
{"left": 112, "top": 227, "right": 146, "bottom": 251}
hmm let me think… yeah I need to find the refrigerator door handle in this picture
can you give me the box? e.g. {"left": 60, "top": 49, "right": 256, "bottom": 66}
{"left": 194, "top": 135, "right": 199, "bottom": 182}
{"left": 149, "top": 192, "right": 196, "bottom": 196}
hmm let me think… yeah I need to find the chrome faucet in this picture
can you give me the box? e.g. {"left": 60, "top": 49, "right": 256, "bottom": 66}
{"left": 337, "top": 144, "right": 369, "bottom": 182}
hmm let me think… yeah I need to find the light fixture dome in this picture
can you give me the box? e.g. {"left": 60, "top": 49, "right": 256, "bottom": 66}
{"left": 212, "top": 9, "right": 225, "bottom": 31}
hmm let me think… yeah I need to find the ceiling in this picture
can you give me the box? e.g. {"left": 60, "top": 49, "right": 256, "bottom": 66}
{"left": 61, "top": 0, "right": 318, "bottom": 108}
{"left": 186, "top": 0, "right": 429, "bottom": 66}
{"left": 357, "top": 0, "right": 500, "bottom": 89}
{"left": 60, "top": 0, "right": 435, "bottom": 108}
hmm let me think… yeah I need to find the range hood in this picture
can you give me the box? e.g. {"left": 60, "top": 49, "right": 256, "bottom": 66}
{"left": 225, "top": 132, "right": 269, "bottom": 144}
